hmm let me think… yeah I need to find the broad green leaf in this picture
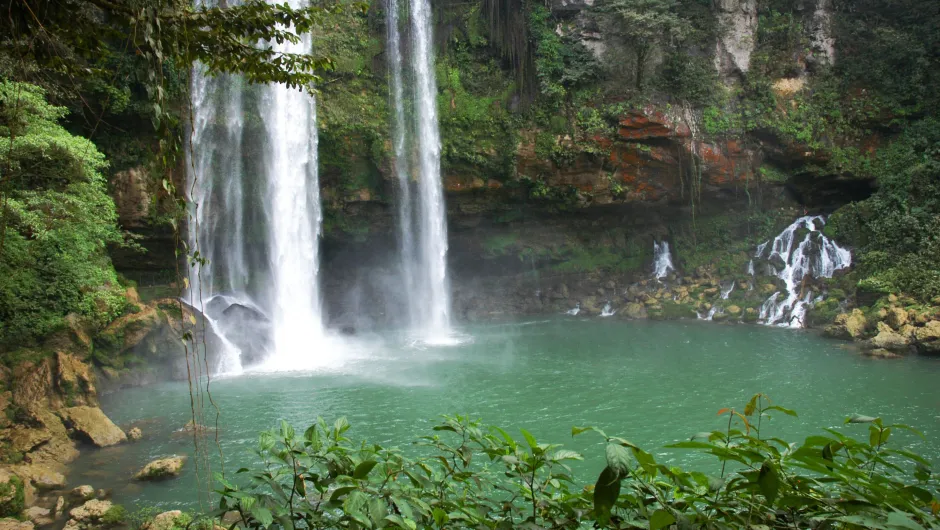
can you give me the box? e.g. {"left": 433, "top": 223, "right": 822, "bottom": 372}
{"left": 593, "top": 466, "right": 621, "bottom": 526}
{"left": 551, "top": 449, "right": 582, "bottom": 462}
{"left": 886, "top": 510, "right": 925, "bottom": 530}
{"left": 353, "top": 460, "right": 378, "bottom": 480}
{"left": 520, "top": 428, "right": 538, "bottom": 450}
{"left": 758, "top": 460, "right": 780, "bottom": 506}
{"left": 650, "top": 509, "right": 675, "bottom": 530}
{"left": 606, "top": 443, "right": 632, "bottom": 478}
{"left": 766, "top": 405, "right": 797, "bottom": 417}
{"left": 329, "top": 485, "right": 357, "bottom": 501}
{"left": 333, "top": 417, "right": 350, "bottom": 436}
{"left": 248, "top": 505, "right": 273, "bottom": 527}
{"left": 431, "top": 508, "right": 449, "bottom": 526}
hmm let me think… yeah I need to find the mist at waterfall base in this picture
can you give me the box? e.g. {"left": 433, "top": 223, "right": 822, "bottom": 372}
{"left": 69, "top": 318, "right": 940, "bottom": 510}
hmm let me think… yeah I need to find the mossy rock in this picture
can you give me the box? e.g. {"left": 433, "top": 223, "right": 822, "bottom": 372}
{"left": 0, "top": 474, "right": 25, "bottom": 518}
{"left": 742, "top": 308, "right": 760, "bottom": 323}
{"left": 101, "top": 505, "right": 127, "bottom": 526}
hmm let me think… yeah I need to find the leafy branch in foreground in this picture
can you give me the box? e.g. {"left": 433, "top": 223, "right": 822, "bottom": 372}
{"left": 203, "top": 394, "right": 939, "bottom": 529}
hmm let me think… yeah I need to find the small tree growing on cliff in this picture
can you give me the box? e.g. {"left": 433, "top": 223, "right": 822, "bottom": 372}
{"left": 597, "top": 0, "right": 690, "bottom": 91}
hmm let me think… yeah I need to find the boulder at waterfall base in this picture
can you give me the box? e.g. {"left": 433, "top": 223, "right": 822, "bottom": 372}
{"left": 135, "top": 456, "right": 186, "bottom": 481}
{"left": 57, "top": 407, "right": 126, "bottom": 447}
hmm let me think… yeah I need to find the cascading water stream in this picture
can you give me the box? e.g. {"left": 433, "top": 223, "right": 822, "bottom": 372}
{"left": 754, "top": 216, "right": 851, "bottom": 328}
{"left": 387, "top": 0, "right": 453, "bottom": 339}
{"left": 653, "top": 241, "right": 675, "bottom": 280}
{"left": 187, "top": 0, "right": 327, "bottom": 373}
{"left": 386, "top": 0, "right": 418, "bottom": 326}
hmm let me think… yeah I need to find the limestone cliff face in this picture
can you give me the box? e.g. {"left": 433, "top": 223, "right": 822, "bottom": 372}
{"left": 714, "top": 0, "right": 759, "bottom": 83}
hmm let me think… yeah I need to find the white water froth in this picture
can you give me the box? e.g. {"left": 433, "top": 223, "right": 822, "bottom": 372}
{"left": 756, "top": 216, "right": 851, "bottom": 328}
{"left": 566, "top": 303, "right": 581, "bottom": 316}
{"left": 600, "top": 302, "right": 617, "bottom": 317}
{"left": 653, "top": 241, "right": 675, "bottom": 280}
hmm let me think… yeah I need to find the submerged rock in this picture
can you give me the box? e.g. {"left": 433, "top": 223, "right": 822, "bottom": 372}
{"left": 865, "top": 349, "right": 902, "bottom": 360}
{"left": 58, "top": 407, "right": 126, "bottom": 447}
{"left": 23, "top": 507, "right": 52, "bottom": 526}
{"left": 127, "top": 428, "right": 142, "bottom": 441}
{"left": 135, "top": 456, "right": 186, "bottom": 481}
{"left": 70, "top": 486, "right": 95, "bottom": 503}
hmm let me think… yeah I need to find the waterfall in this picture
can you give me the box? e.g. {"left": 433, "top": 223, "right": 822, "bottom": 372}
{"left": 262, "top": 15, "right": 325, "bottom": 368}
{"left": 387, "top": 0, "right": 452, "bottom": 338}
{"left": 754, "top": 216, "right": 851, "bottom": 328}
{"left": 721, "top": 281, "right": 736, "bottom": 300}
{"left": 653, "top": 241, "right": 675, "bottom": 280}
{"left": 187, "top": 0, "right": 325, "bottom": 372}
{"left": 600, "top": 302, "right": 616, "bottom": 317}
{"left": 187, "top": 60, "right": 246, "bottom": 375}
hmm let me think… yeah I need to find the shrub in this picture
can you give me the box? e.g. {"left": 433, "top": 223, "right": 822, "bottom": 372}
{"left": 206, "top": 395, "right": 938, "bottom": 530}
{"left": 0, "top": 82, "right": 127, "bottom": 347}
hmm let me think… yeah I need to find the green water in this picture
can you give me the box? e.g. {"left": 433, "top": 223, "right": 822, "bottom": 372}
{"left": 70, "top": 318, "right": 940, "bottom": 511}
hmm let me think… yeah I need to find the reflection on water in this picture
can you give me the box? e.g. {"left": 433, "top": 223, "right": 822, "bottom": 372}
{"left": 69, "top": 318, "right": 940, "bottom": 510}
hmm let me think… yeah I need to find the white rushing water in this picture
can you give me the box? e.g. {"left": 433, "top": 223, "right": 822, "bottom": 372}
{"left": 261, "top": 1, "right": 326, "bottom": 369}
{"left": 600, "top": 302, "right": 616, "bottom": 317}
{"left": 187, "top": 53, "right": 245, "bottom": 375}
{"left": 755, "top": 216, "right": 851, "bottom": 328}
{"left": 653, "top": 241, "right": 675, "bottom": 280}
{"left": 387, "top": 0, "right": 453, "bottom": 339}
{"left": 187, "top": 0, "right": 327, "bottom": 372}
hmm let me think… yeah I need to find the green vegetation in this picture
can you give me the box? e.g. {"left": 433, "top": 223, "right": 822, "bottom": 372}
{"left": 0, "top": 82, "right": 127, "bottom": 347}
{"left": 102, "top": 505, "right": 129, "bottom": 526}
{"left": 827, "top": 119, "right": 940, "bottom": 303}
{"left": 0, "top": 474, "right": 25, "bottom": 518}
{"left": 206, "top": 396, "right": 939, "bottom": 529}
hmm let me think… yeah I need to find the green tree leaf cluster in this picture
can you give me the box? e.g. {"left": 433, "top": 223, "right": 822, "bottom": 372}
{"left": 0, "top": 82, "right": 127, "bottom": 347}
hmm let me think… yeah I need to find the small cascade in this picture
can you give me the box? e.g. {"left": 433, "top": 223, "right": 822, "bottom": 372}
{"left": 653, "top": 241, "right": 675, "bottom": 280}
{"left": 721, "top": 281, "right": 736, "bottom": 300}
{"left": 566, "top": 303, "right": 581, "bottom": 316}
{"left": 754, "top": 216, "right": 851, "bottom": 328}
{"left": 698, "top": 306, "right": 723, "bottom": 321}
{"left": 747, "top": 260, "right": 755, "bottom": 291}
{"left": 600, "top": 302, "right": 617, "bottom": 317}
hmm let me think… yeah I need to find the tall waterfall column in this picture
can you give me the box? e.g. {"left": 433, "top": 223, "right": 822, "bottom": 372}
{"left": 387, "top": 0, "right": 453, "bottom": 338}
{"left": 262, "top": 2, "right": 326, "bottom": 367}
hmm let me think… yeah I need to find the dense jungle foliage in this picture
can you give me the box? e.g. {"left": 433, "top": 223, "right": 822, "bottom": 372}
{"left": 0, "top": 0, "right": 939, "bottom": 341}
{"left": 201, "top": 395, "right": 940, "bottom": 529}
